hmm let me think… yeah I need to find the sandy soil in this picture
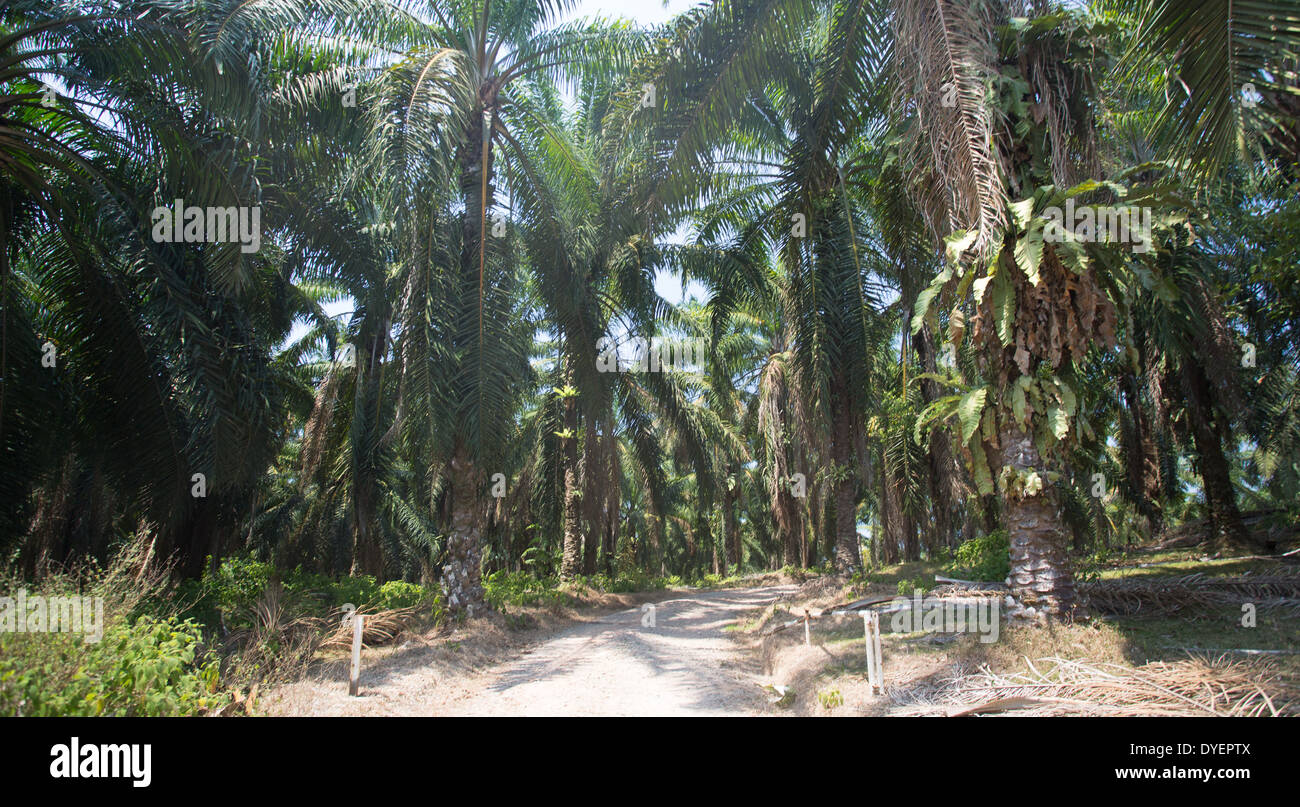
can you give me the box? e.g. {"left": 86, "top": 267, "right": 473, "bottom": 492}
{"left": 264, "top": 584, "right": 798, "bottom": 716}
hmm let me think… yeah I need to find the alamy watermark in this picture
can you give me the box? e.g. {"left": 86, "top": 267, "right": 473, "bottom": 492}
{"left": 0, "top": 589, "right": 104, "bottom": 644}
{"left": 597, "top": 336, "right": 705, "bottom": 373}
{"left": 1042, "top": 199, "right": 1152, "bottom": 254}
{"left": 150, "top": 198, "right": 261, "bottom": 253}
{"left": 50, "top": 737, "right": 151, "bottom": 788}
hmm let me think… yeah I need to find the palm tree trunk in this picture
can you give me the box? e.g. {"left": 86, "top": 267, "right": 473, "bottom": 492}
{"left": 695, "top": 509, "right": 713, "bottom": 579}
{"left": 349, "top": 494, "right": 383, "bottom": 578}
{"left": 444, "top": 449, "right": 485, "bottom": 615}
{"left": 349, "top": 329, "right": 388, "bottom": 578}
{"left": 780, "top": 492, "right": 802, "bottom": 567}
{"left": 883, "top": 461, "right": 911, "bottom": 562}
{"left": 878, "top": 455, "right": 898, "bottom": 565}
{"left": 1180, "top": 361, "right": 1252, "bottom": 549}
{"left": 602, "top": 509, "right": 616, "bottom": 577}
{"left": 560, "top": 456, "right": 581, "bottom": 579}
{"left": 1001, "top": 423, "right": 1076, "bottom": 617}
{"left": 830, "top": 381, "right": 861, "bottom": 571}
{"left": 916, "top": 326, "right": 963, "bottom": 548}
{"left": 581, "top": 432, "right": 598, "bottom": 577}
{"left": 723, "top": 469, "right": 740, "bottom": 571}
{"left": 1120, "top": 368, "right": 1163, "bottom": 537}
{"left": 559, "top": 381, "right": 582, "bottom": 580}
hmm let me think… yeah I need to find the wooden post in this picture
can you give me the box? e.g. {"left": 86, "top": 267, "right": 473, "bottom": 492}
{"left": 862, "top": 613, "right": 876, "bottom": 691}
{"left": 870, "top": 611, "right": 883, "bottom": 694}
{"left": 862, "top": 611, "right": 883, "bottom": 694}
{"left": 348, "top": 613, "right": 363, "bottom": 696}
{"left": 803, "top": 611, "right": 811, "bottom": 646}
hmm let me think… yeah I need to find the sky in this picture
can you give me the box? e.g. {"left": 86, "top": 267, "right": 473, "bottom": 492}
{"left": 564, "top": 0, "right": 702, "bottom": 26}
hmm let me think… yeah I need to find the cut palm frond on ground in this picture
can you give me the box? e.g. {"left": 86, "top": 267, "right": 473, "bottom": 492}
{"left": 896, "top": 655, "right": 1297, "bottom": 717}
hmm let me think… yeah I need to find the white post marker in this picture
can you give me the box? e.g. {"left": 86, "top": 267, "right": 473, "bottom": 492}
{"left": 349, "top": 613, "right": 364, "bottom": 696}
{"left": 832, "top": 605, "right": 886, "bottom": 694}
{"left": 866, "top": 611, "right": 883, "bottom": 694}
{"left": 803, "top": 611, "right": 811, "bottom": 646}
{"left": 861, "top": 612, "right": 876, "bottom": 691}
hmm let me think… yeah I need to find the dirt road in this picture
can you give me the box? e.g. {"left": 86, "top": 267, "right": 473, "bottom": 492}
{"left": 264, "top": 584, "right": 797, "bottom": 716}
{"left": 440, "top": 584, "right": 796, "bottom": 716}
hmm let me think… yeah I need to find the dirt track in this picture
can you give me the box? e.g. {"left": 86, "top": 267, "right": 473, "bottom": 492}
{"left": 264, "top": 584, "right": 797, "bottom": 716}
{"left": 441, "top": 585, "right": 797, "bottom": 716}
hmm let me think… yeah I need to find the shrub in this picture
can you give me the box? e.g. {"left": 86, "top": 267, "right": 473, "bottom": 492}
{"left": 0, "top": 534, "right": 228, "bottom": 716}
{"left": 945, "top": 530, "right": 1010, "bottom": 583}
{"left": 181, "top": 557, "right": 440, "bottom": 630}
{"left": 483, "top": 570, "right": 568, "bottom": 609}
{"left": 0, "top": 615, "right": 227, "bottom": 716}
{"left": 374, "top": 580, "right": 432, "bottom": 611}
{"left": 896, "top": 576, "right": 932, "bottom": 596}
{"left": 1073, "top": 549, "right": 1113, "bottom": 584}
{"left": 818, "top": 689, "right": 844, "bottom": 710}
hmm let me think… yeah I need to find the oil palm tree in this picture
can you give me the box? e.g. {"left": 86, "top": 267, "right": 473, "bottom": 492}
{"left": 2, "top": 1, "right": 332, "bottom": 574}
{"left": 344, "top": 0, "right": 649, "bottom": 610}
{"left": 897, "top": 3, "right": 1145, "bottom": 615}
{"left": 658, "top": 1, "right": 894, "bottom": 571}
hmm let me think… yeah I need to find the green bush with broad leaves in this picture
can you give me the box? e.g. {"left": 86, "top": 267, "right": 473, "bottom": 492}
{"left": 945, "top": 530, "right": 1011, "bottom": 583}
{"left": 0, "top": 615, "right": 227, "bottom": 716}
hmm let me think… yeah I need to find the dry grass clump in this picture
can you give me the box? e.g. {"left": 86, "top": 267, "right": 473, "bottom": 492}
{"left": 895, "top": 654, "right": 1296, "bottom": 716}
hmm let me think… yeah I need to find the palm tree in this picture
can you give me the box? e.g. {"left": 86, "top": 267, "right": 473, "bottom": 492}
{"left": 346, "top": 0, "right": 648, "bottom": 611}
{"left": 658, "top": 2, "right": 894, "bottom": 572}
{"left": 895, "top": 3, "right": 1145, "bottom": 616}
{"left": 2, "top": 1, "right": 331, "bottom": 575}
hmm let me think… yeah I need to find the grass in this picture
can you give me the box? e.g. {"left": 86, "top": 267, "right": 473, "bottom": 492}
{"left": 1092, "top": 549, "right": 1290, "bottom": 581}
{"left": 853, "top": 560, "right": 946, "bottom": 592}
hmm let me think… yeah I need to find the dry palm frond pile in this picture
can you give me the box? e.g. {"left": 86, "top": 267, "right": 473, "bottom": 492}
{"left": 320, "top": 605, "right": 424, "bottom": 649}
{"left": 1079, "top": 572, "right": 1300, "bottom": 616}
{"left": 895, "top": 655, "right": 1297, "bottom": 717}
{"left": 222, "top": 586, "right": 427, "bottom": 684}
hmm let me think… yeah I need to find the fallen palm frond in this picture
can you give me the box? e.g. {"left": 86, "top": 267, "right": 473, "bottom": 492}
{"left": 1079, "top": 572, "right": 1300, "bottom": 616}
{"left": 895, "top": 655, "right": 1297, "bottom": 717}
{"left": 221, "top": 589, "right": 427, "bottom": 684}
{"left": 320, "top": 605, "right": 424, "bottom": 649}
